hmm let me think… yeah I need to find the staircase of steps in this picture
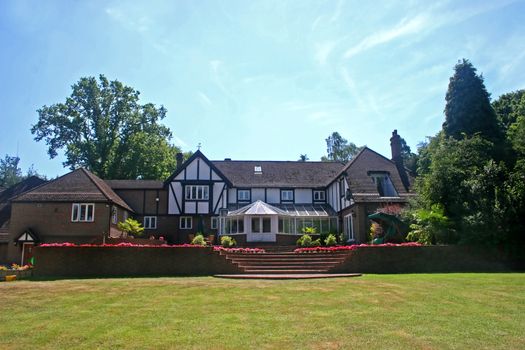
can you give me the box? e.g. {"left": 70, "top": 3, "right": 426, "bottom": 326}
{"left": 218, "top": 251, "right": 351, "bottom": 274}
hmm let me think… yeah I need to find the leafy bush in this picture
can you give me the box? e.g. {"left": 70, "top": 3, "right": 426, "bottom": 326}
{"left": 405, "top": 204, "right": 455, "bottom": 244}
{"left": 296, "top": 234, "right": 321, "bottom": 247}
{"left": 117, "top": 218, "right": 144, "bottom": 237}
{"left": 324, "top": 234, "right": 337, "bottom": 246}
{"left": 220, "top": 236, "right": 237, "bottom": 248}
{"left": 297, "top": 234, "right": 312, "bottom": 247}
{"left": 191, "top": 234, "right": 207, "bottom": 246}
{"left": 302, "top": 226, "right": 317, "bottom": 235}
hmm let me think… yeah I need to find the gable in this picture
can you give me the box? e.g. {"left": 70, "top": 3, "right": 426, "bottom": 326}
{"left": 342, "top": 148, "right": 412, "bottom": 196}
{"left": 165, "top": 150, "right": 231, "bottom": 185}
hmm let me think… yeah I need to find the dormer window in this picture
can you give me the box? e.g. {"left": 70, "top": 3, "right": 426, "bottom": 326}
{"left": 254, "top": 166, "right": 262, "bottom": 174}
{"left": 368, "top": 172, "right": 398, "bottom": 197}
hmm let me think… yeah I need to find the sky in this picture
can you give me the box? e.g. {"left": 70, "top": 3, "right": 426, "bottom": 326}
{"left": 1, "top": 0, "right": 524, "bottom": 178}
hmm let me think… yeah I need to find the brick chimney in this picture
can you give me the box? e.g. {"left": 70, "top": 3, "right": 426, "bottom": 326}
{"left": 390, "top": 129, "right": 402, "bottom": 162}
{"left": 390, "top": 130, "right": 410, "bottom": 191}
{"left": 176, "top": 153, "right": 184, "bottom": 170}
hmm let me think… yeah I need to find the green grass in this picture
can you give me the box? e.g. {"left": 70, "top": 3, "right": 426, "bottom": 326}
{"left": 1, "top": 274, "right": 524, "bottom": 349}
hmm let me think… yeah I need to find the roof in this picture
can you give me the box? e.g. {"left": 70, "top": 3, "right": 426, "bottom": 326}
{"left": 13, "top": 168, "right": 133, "bottom": 212}
{"left": 0, "top": 176, "right": 47, "bottom": 228}
{"left": 337, "top": 147, "right": 414, "bottom": 200}
{"left": 212, "top": 160, "right": 345, "bottom": 188}
{"left": 0, "top": 176, "right": 47, "bottom": 203}
{"left": 105, "top": 180, "right": 164, "bottom": 190}
{"left": 227, "top": 201, "right": 336, "bottom": 217}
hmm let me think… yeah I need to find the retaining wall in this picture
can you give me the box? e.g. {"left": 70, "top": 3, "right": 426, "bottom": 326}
{"left": 330, "top": 245, "right": 524, "bottom": 273}
{"left": 33, "top": 247, "right": 241, "bottom": 278}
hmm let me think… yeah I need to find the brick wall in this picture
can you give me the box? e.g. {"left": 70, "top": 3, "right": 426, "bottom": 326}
{"left": 33, "top": 247, "right": 242, "bottom": 277}
{"left": 330, "top": 245, "right": 525, "bottom": 273}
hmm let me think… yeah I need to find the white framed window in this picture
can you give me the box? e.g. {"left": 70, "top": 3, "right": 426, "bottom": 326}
{"left": 71, "top": 203, "right": 95, "bottom": 222}
{"left": 111, "top": 206, "right": 118, "bottom": 224}
{"left": 238, "top": 189, "right": 250, "bottom": 201}
{"left": 344, "top": 214, "right": 355, "bottom": 242}
{"left": 281, "top": 190, "right": 294, "bottom": 201}
{"left": 313, "top": 190, "right": 325, "bottom": 201}
{"left": 180, "top": 216, "right": 192, "bottom": 229}
{"left": 144, "top": 216, "right": 157, "bottom": 229}
{"left": 185, "top": 185, "right": 209, "bottom": 200}
{"left": 370, "top": 173, "right": 398, "bottom": 197}
{"left": 211, "top": 217, "right": 218, "bottom": 230}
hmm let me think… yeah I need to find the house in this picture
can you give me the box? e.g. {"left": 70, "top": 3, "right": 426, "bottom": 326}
{"left": 2, "top": 130, "right": 415, "bottom": 264}
{"left": 0, "top": 176, "right": 47, "bottom": 264}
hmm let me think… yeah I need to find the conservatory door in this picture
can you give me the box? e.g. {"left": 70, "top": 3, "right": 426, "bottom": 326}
{"left": 247, "top": 216, "right": 276, "bottom": 242}
{"left": 344, "top": 214, "right": 355, "bottom": 243}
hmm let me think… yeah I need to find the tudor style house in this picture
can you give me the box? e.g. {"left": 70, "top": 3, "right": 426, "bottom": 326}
{"left": 1, "top": 130, "right": 415, "bottom": 264}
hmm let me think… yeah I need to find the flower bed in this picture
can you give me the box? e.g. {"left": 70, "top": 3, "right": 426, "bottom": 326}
{"left": 294, "top": 242, "right": 422, "bottom": 253}
{"left": 0, "top": 264, "right": 33, "bottom": 281}
{"left": 213, "top": 247, "right": 266, "bottom": 254}
{"left": 39, "top": 242, "right": 208, "bottom": 248}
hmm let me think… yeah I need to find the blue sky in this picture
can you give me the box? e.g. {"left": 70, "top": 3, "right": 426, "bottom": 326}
{"left": 1, "top": 0, "right": 524, "bottom": 178}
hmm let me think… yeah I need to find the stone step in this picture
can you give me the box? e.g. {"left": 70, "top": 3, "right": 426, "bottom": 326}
{"left": 233, "top": 260, "right": 340, "bottom": 266}
{"left": 243, "top": 269, "right": 329, "bottom": 274}
{"left": 238, "top": 265, "right": 338, "bottom": 270}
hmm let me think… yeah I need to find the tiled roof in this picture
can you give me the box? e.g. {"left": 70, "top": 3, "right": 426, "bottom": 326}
{"left": 337, "top": 147, "right": 414, "bottom": 200}
{"left": 105, "top": 180, "right": 164, "bottom": 190}
{"left": 212, "top": 160, "right": 345, "bottom": 188}
{"left": 13, "top": 168, "right": 133, "bottom": 212}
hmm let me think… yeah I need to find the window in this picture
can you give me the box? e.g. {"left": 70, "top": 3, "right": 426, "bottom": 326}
{"left": 251, "top": 217, "right": 260, "bottom": 233}
{"left": 238, "top": 189, "right": 250, "bottom": 202}
{"left": 281, "top": 190, "right": 294, "bottom": 201}
{"left": 144, "top": 216, "right": 157, "bottom": 229}
{"left": 223, "top": 217, "right": 244, "bottom": 234}
{"left": 180, "top": 216, "right": 192, "bottom": 229}
{"left": 185, "top": 185, "right": 209, "bottom": 200}
{"left": 369, "top": 173, "right": 398, "bottom": 197}
{"left": 262, "top": 217, "right": 271, "bottom": 233}
{"left": 111, "top": 206, "right": 117, "bottom": 224}
{"left": 344, "top": 214, "right": 355, "bottom": 241}
{"left": 71, "top": 203, "right": 95, "bottom": 222}
{"left": 211, "top": 217, "right": 218, "bottom": 230}
{"left": 313, "top": 190, "right": 325, "bottom": 201}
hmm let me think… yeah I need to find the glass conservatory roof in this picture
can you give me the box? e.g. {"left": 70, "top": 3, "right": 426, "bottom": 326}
{"left": 227, "top": 200, "right": 335, "bottom": 217}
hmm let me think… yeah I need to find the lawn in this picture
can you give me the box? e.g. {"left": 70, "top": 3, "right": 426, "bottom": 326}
{"left": 1, "top": 274, "right": 524, "bottom": 349}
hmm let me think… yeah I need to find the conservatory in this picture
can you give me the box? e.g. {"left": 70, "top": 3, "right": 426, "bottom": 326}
{"left": 219, "top": 200, "right": 339, "bottom": 242}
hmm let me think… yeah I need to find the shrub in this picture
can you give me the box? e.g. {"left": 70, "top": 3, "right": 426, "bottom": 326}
{"left": 297, "top": 234, "right": 321, "bottom": 247}
{"left": 297, "top": 234, "right": 312, "bottom": 247}
{"left": 191, "top": 234, "right": 207, "bottom": 246}
{"left": 302, "top": 226, "right": 317, "bottom": 235}
{"left": 220, "top": 236, "right": 237, "bottom": 248}
{"left": 405, "top": 204, "right": 455, "bottom": 244}
{"left": 117, "top": 218, "right": 144, "bottom": 237}
{"left": 324, "top": 234, "right": 337, "bottom": 246}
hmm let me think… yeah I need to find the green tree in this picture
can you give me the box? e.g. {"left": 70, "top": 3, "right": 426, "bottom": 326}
{"left": 0, "top": 155, "right": 45, "bottom": 187}
{"left": 443, "top": 59, "right": 502, "bottom": 143}
{"left": 32, "top": 75, "right": 181, "bottom": 180}
{"left": 0, "top": 155, "right": 22, "bottom": 187}
{"left": 322, "top": 132, "right": 361, "bottom": 162}
{"left": 400, "top": 137, "right": 418, "bottom": 174}
{"left": 492, "top": 89, "right": 525, "bottom": 130}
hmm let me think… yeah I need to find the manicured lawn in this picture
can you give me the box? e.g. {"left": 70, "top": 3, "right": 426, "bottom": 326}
{"left": 1, "top": 274, "right": 524, "bottom": 349}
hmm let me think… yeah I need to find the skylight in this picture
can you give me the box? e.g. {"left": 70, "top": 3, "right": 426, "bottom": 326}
{"left": 254, "top": 165, "right": 262, "bottom": 174}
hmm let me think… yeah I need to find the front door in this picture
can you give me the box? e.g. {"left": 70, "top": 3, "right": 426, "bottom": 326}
{"left": 247, "top": 216, "right": 276, "bottom": 242}
{"left": 22, "top": 243, "right": 35, "bottom": 265}
{"left": 344, "top": 214, "right": 355, "bottom": 243}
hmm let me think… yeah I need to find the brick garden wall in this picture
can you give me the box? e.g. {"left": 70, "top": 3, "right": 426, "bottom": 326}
{"left": 330, "top": 245, "right": 525, "bottom": 273}
{"left": 33, "top": 247, "right": 241, "bottom": 278}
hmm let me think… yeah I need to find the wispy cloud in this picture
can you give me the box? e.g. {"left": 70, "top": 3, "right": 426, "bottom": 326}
{"left": 197, "top": 91, "right": 213, "bottom": 108}
{"left": 105, "top": 7, "right": 151, "bottom": 33}
{"left": 343, "top": 14, "right": 428, "bottom": 59}
{"left": 172, "top": 135, "right": 188, "bottom": 148}
{"left": 314, "top": 41, "right": 338, "bottom": 65}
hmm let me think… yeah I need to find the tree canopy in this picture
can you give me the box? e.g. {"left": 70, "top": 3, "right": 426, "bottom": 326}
{"left": 322, "top": 132, "right": 362, "bottom": 162}
{"left": 408, "top": 60, "right": 524, "bottom": 246}
{"left": 443, "top": 59, "right": 501, "bottom": 143}
{"left": 0, "top": 155, "right": 44, "bottom": 188}
{"left": 32, "top": 75, "right": 181, "bottom": 180}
